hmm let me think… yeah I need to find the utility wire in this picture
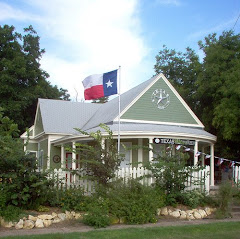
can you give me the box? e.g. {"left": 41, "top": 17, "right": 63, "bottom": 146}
{"left": 233, "top": 12, "right": 240, "bottom": 30}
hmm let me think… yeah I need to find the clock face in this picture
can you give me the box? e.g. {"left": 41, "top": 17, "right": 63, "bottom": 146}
{"left": 151, "top": 89, "right": 170, "bottom": 109}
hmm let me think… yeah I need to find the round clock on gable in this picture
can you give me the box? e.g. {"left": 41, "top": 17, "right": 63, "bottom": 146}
{"left": 151, "top": 89, "right": 170, "bottom": 109}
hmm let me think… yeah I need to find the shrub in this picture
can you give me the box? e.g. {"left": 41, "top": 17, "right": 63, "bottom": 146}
{"left": 0, "top": 109, "right": 53, "bottom": 209}
{"left": 179, "top": 190, "right": 205, "bottom": 208}
{"left": 0, "top": 205, "right": 23, "bottom": 222}
{"left": 107, "top": 179, "right": 165, "bottom": 224}
{"left": 147, "top": 153, "right": 203, "bottom": 206}
{"left": 215, "top": 181, "right": 236, "bottom": 219}
{"left": 59, "top": 187, "right": 88, "bottom": 212}
{"left": 83, "top": 197, "right": 110, "bottom": 228}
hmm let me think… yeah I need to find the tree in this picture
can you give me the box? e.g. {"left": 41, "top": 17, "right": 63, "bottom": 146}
{"left": 0, "top": 108, "right": 51, "bottom": 211}
{"left": 154, "top": 45, "right": 202, "bottom": 111}
{"left": 70, "top": 124, "right": 123, "bottom": 186}
{"left": 92, "top": 96, "right": 109, "bottom": 103}
{"left": 197, "top": 31, "right": 240, "bottom": 159}
{"left": 154, "top": 31, "right": 240, "bottom": 160}
{"left": 0, "top": 25, "right": 70, "bottom": 133}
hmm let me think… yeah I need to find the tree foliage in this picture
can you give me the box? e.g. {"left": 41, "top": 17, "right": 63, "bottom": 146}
{"left": 0, "top": 109, "right": 51, "bottom": 210}
{"left": 92, "top": 96, "right": 109, "bottom": 103}
{"left": 154, "top": 31, "right": 240, "bottom": 160}
{"left": 71, "top": 124, "right": 123, "bottom": 185}
{"left": 197, "top": 31, "right": 240, "bottom": 158}
{"left": 154, "top": 45, "right": 202, "bottom": 111}
{"left": 0, "top": 25, "right": 70, "bottom": 133}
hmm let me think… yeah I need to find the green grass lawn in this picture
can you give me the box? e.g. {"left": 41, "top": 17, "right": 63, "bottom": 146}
{"left": 2, "top": 222, "right": 240, "bottom": 239}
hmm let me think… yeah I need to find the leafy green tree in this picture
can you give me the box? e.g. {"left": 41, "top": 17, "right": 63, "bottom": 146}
{"left": 0, "top": 108, "right": 51, "bottom": 210}
{"left": 154, "top": 31, "right": 240, "bottom": 160}
{"left": 154, "top": 45, "right": 202, "bottom": 111}
{"left": 146, "top": 150, "right": 202, "bottom": 206}
{"left": 92, "top": 96, "right": 109, "bottom": 103}
{"left": 197, "top": 31, "right": 240, "bottom": 159}
{"left": 0, "top": 25, "right": 70, "bottom": 133}
{"left": 70, "top": 124, "right": 123, "bottom": 186}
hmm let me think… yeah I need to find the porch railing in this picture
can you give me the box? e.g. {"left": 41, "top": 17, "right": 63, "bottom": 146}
{"left": 49, "top": 166, "right": 211, "bottom": 194}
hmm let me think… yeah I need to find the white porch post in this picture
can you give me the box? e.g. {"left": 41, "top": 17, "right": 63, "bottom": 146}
{"left": 201, "top": 147, "right": 205, "bottom": 167}
{"left": 61, "top": 144, "right": 65, "bottom": 169}
{"left": 138, "top": 138, "right": 143, "bottom": 167}
{"left": 47, "top": 137, "right": 51, "bottom": 170}
{"left": 210, "top": 143, "right": 215, "bottom": 186}
{"left": 72, "top": 141, "right": 76, "bottom": 184}
{"left": 194, "top": 140, "right": 199, "bottom": 165}
{"left": 101, "top": 138, "right": 105, "bottom": 164}
{"left": 72, "top": 141, "right": 76, "bottom": 170}
{"left": 149, "top": 138, "right": 154, "bottom": 162}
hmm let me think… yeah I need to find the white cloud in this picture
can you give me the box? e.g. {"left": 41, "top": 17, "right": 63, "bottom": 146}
{"left": 154, "top": 0, "right": 181, "bottom": 6}
{"left": 1, "top": 0, "right": 152, "bottom": 101}
{"left": 0, "top": 2, "right": 40, "bottom": 22}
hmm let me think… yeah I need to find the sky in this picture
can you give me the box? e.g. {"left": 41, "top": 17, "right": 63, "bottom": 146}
{"left": 0, "top": 0, "right": 240, "bottom": 101}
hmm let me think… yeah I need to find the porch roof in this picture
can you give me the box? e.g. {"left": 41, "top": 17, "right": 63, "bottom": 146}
{"left": 52, "top": 123, "right": 216, "bottom": 145}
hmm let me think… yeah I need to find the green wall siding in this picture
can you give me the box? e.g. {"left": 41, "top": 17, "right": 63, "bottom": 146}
{"left": 35, "top": 109, "right": 44, "bottom": 135}
{"left": 50, "top": 145, "right": 61, "bottom": 169}
{"left": 143, "top": 139, "right": 149, "bottom": 165}
{"left": 122, "top": 77, "right": 198, "bottom": 125}
{"left": 39, "top": 139, "right": 48, "bottom": 170}
{"left": 26, "top": 142, "right": 38, "bottom": 152}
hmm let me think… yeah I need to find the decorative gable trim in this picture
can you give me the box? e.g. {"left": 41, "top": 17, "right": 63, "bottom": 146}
{"left": 161, "top": 74, "right": 204, "bottom": 127}
{"left": 114, "top": 73, "right": 204, "bottom": 128}
{"left": 119, "top": 119, "right": 203, "bottom": 128}
{"left": 113, "top": 75, "right": 160, "bottom": 121}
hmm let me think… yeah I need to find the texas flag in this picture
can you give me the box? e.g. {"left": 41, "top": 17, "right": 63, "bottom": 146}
{"left": 82, "top": 69, "right": 118, "bottom": 100}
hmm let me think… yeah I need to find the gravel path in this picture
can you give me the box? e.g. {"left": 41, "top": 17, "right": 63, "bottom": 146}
{"left": 1, "top": 216, "right": 240, "bottom": 238}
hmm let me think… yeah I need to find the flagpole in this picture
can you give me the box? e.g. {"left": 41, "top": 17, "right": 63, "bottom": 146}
{"left": 117, "top": 66, "right": 121, "bottom": 154}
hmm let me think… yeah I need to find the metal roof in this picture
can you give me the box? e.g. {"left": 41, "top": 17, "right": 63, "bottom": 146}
{"left": 81, "top": 75, "right": 157, "bottom": 130}
{"left": 51, "top": 122, "right": 216, "bottom": 144}
{"left": 39, "top": 99, "right": 101, "bottom": 134}
{"left": 37, "top": 74, "right": 216, "bottom": 144}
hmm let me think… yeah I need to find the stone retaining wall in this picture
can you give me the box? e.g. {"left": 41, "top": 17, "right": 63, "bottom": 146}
{"left": 157, "top": 207, "right": 216, "bottom": 220}
{"left": 0, "top": 207, "right": 216, "bottom": 229}
{"left": 0, "top": 211, "right": 82, "bottom": 229}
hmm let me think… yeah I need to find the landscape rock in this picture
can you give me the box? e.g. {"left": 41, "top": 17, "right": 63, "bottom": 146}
{"left": 193, "top": 211, "right": 202, "bottom": 219}
{"left": 179, "top": 211, "right": 187, "bottom": 219}
{"left": 15, "top": 219, "right": 24, "bottom": 230}
{"left": 52, "top": 212, "right": 58, "bottom": 218}
{"left": 23, "top": 220, "right": 35, "bottom": 229}
{"left": 204, "top": 207, "right": 212, "bottom": 216}
{"left": 28, "top": 215, "right": 38, "bottom": 221}
{"left": 198, "top": 209, "right": 207, "bottom": 218}
{"left": 53, "top": 217, "right": 61, "bottom": 224}
{"left": 35, "top": 219, "right": 44, "bottom": 228}
{"left": 170, "top": 210, "right": 181, "bottom": 218}
{"left": 58, "top": 213, "right": 66, "bottom": 221}
{"left": 43, "top": 219, "right": 52, "bottom": 227}
{"left": 74, "top": 213, "right": 82, "bottom": 219}
{"left": 160, "top": 207, "right": 169, "bottom": 216}
{"left": 65, "top": 211, "right": 73, "bottom": 220}
{"left": 186, "top": 213, "right": 195, "bottom": 220}
{"left": 38, "top": 214, "right": 53, "bottom": 220}
{"left": 1, "top": 219, "right": 14, "bottom": 228}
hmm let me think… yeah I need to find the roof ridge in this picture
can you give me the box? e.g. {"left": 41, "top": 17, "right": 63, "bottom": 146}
{"left": 81, "top": 75, "right": 157, "bottom": 131}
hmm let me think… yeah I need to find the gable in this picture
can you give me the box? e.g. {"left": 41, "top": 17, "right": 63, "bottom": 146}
{"left": 35, "top": 106, "right": 44, "bottom": 135}
{"left": 121, "top": 74, "right": 203, "bottom": 127}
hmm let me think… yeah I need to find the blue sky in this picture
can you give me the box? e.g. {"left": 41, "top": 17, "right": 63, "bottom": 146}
{"left": 0, "top": 0, "right": 239, "bottom": 101}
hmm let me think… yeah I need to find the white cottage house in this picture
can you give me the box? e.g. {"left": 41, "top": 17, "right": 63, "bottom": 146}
{"left": 21, "top": 73, "right": 217, "bottom": 189}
